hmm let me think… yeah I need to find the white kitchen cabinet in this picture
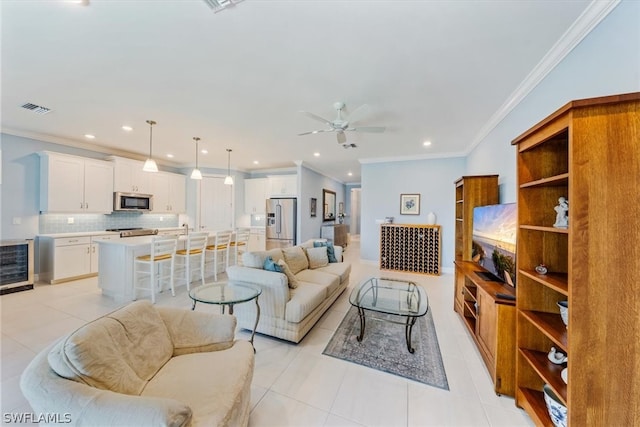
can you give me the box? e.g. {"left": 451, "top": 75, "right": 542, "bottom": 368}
{"left": 248, "top": 228, "right": 266, "bottom": 252}
{"left": 39, "top": 152, "right": 113, "bottom": 213}
{"left": 39, "top": 233, "right": 120, "bottom": 283}
{"left": 151, "top": 172, "right": 186, "bottom": 213}
{"left": 108, "top": 156, "right": 151, "bottom": 194}
{"left": 244, "top": 178, "right": 268, "bottom": 213}
{"left": 268, "top": 175, "right": 297, "bottom": 197}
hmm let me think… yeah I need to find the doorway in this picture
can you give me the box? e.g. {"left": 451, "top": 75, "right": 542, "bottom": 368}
{"left": 350, "top": 188, "right": 361, "bottom": 238}
{"left": 198, "top": 176, "right": 234, "bottom": 232}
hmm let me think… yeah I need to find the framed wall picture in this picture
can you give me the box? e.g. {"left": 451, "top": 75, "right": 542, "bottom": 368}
{"left": 400, "top": 193, "right": 420, "bottom": 215}
{"left": 310, "top": 198, "right": 317, "bottom": 217}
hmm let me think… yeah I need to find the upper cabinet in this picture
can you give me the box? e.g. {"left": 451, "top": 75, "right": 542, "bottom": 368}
{"left": 268, "top": 175, "right": 297, "bottom": 197}
{"left": 39, "top": 152, "right": 113, "bottom": 213}
{"left": 107, "top": 156, "right": 151, "bottom": 194}
{"left": 151, "top": 172, "right": 186, "bottom": 213}
{"left": 245, "top": 178, "right": 268, "bottom": 214}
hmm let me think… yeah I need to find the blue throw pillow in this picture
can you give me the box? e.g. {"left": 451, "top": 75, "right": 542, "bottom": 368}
{"left": 313, "top": 241, "right": 338, "bottom": 263}
{"left": 263, "top": 256, "right": 283, "bottom": 272}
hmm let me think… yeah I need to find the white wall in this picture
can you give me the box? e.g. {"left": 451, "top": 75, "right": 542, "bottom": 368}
{"left": 466, "top": 0, "right": 640, "bottom": 203}
{"left": 360, "top": 157, "right": 465, "bottom": 267}
{"left": 360, "top": 0, "right": 639, "bottom": 269}
{"left": 298, "top": 165, "right": 346, "bottom": 243}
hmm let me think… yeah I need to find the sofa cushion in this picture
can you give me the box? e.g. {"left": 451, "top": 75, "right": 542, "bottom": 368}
{"left": 278, "top": 259, "right": 299, "bottom": 289}
{"left": 243, "top": 248, "right": 284, "bottom": 269}
{"left": 313, "top": 241, "right": 338, "bottom": 263}
{"left": 316, "top": 262, "right": 352, "bottom": 284}
{"left": 142, "top": 342, "right": 254, "bottom": 426}
{"left": 263, "top": 256, "right": 283, "bottom": 273}
{"left": 305, "top": 246, "right": 329, "bottom": 269}
{"left": 282, "top": 246, "right": 309, "bottom": 274}
{"left": 295, "top": 269, "right": 340, "bottom": 296}
{"left": 285, "top": 282, "right": 327, "bottom": 323}
{"left": 48, "top": 301, "right": 173, "bottom": 395}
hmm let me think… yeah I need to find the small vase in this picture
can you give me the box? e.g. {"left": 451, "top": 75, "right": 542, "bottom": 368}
{"left": 426, "top": 212, "right": 436, "bottom": 225}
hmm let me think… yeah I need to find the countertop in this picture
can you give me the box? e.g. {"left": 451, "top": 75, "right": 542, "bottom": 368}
{"left": 37, "top": 231, "right": 120, "bottom": 238}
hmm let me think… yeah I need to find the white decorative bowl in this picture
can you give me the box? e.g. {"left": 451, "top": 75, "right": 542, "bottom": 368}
{"left": 543, "top": 384, "right": 567, "bottom": 427}
{"left": 557, "top": 301, "right": 568, "bottom": 327}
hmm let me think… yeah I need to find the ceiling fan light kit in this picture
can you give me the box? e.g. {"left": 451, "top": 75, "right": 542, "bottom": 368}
{"left": 190, "top": 137, "right": 203, "bottom": 180}
{"left": 142, "top": 120, "right": 158, "bottom": 173}
{"left": 298, "top": 101, "right": 385, "bottom": 148}
{"left": 202, "top": 0, "right": 242, "bottom": 13}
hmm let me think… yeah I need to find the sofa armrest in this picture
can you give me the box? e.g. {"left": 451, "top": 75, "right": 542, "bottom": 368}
{"left": 21, "top": 342, "right": 192, "bottom": 427}
{"left": 157, "top": 307, "right": 236, "bottom": 356}
{"left": 227, "top": 265, "right": 289, "bottom": 319}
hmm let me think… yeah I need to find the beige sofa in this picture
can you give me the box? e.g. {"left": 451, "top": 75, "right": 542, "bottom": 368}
{"left": 227, "top": 240, "right": 350, "bottom": 343}
{"left": 20, "top": 301, "right": 254, "bottom": 427}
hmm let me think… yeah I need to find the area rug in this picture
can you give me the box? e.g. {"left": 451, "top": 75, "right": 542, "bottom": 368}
{"left": 323, "top": 306, "right": 449, "bottom": 390}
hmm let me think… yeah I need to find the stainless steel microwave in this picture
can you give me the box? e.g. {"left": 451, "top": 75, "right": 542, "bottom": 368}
{"left": 113, "top": 192, "right": 153, "bottom": 212}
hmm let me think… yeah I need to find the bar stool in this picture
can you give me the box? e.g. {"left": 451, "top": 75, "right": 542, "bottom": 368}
{"left": 205, "top": 229, "right": 233, "bottom": 282}
{"left": 228, "top": 228, "right": 251, "bottom": 267}
{"left": 174, "top": 232, "right": 209, "bottom": 290}
{"left": 133, "top": 235, "right": 177, "bottom": 304}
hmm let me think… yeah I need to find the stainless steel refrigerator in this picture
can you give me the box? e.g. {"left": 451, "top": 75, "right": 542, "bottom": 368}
{"left": 266, "top": 198, "right": 297, "bottom": 249}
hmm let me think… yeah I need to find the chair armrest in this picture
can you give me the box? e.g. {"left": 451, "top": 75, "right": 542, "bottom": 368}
{"left": 227, "top": 265, "right": 289, "bottom": 319}
{"left": 21, "top": 343, "right": 192, "bottom": 426}
{"left": 157, "top": 307, "right": 236, "bottom": 356}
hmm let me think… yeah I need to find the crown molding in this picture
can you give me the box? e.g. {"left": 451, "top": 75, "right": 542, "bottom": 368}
{"left": 359, "top": 150, "right": 466, "bottom": 165}
{"left": 466, "top": 0, "right": 621, "bottom": 155}
{"left": 1, "top": 127, "right": 182, "bottom": 168}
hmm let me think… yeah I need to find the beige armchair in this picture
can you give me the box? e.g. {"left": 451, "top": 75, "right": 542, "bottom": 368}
{"left": 20, "top": 301, "right": 254, "bottom": 426}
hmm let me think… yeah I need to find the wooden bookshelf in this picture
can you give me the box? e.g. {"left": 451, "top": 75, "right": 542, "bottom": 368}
{"left": 512, "top": 92, "right": 640, "bottom": 426}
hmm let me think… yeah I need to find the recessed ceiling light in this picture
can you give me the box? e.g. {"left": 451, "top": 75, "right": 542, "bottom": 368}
{"left": 84, "top": 134, "right": 95, "bottom": 139}
{"left": 122, "top": 125, "right": 133, "bottom": 131}
{"left": 313, "top": 152, "right": 320, "bottom": 157}
{"left": 348, "top": 172, "right": 353, "bottom": 176}
{"left": 166, "top": 154, "right": 174, "bottom": 158}
{"left": 423, "top": 141, "right": 432, "bottom": 147}
{"left": 253, "top": 160, "right": 259, "bottom": 165}
{"left": 201, "top": 149, "right": 208, "bottom": 154}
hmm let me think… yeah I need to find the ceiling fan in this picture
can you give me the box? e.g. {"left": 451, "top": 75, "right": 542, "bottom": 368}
{"left": 298, "top": 102, "right": 385, "bottom": 147}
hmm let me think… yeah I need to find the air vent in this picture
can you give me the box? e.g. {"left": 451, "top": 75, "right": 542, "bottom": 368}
{"left": 21, "top": 103, "right": 51, "bottom": 115}
{"left": 202, "top": 0, "right": 242, "bottom": 13}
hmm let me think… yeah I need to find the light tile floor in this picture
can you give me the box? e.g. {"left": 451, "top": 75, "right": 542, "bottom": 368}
{"left": 1, "top": 239, "right": 533, "bottom": 426}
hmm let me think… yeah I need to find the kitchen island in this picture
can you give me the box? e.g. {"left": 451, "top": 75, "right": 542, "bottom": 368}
{"left": 97, "top": 235, "right": 192, "bottom": 302}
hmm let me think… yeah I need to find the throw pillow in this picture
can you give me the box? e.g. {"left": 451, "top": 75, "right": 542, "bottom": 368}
{"left": 277, "top": 259, "right": 299, "bottom": 289}
{"left": 305, "top": 246, "right": 329, "bottom": 269}
{"left": 243, "top": 251, "right": 266, "bottom": 269}
{"left": 263, "top": 256, "right": 283, "bottom": 272}
{"left": 313, "top": 241, "right": 338, "bottom": 263}
{"left": 282, "top": 246, "right": 309, "bottom": 274}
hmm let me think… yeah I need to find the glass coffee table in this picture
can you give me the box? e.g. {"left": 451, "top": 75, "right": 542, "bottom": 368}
{"left": 349, "top": 277, "right": 429, "bottom": 353}
{"left": 189, "top": 282, "right": 261, "bottom": 348}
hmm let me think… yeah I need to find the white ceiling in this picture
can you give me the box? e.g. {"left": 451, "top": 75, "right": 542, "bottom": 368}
{"left": 2, "top": 0, "right": 598, "bottom": 183}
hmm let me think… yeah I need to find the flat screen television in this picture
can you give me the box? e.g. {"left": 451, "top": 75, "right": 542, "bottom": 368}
{"left": 472, "top": 203, "right": 517, "bottom": 286}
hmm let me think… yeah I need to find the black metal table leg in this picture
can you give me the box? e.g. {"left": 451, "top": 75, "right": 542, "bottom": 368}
{"left": 405, "top": 316, "right": 418, "bottom": 353}
{"left": 250, "top": 297, "right": 260, "bottom": 352}
{"left": 191, "top": 299, "right": 196, "bottom": 310}
{"left": 356, "top": 307, "right": 366, "bottom": 342}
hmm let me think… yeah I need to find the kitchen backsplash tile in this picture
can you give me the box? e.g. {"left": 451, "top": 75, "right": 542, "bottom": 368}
{"left": 39, "top": 213, "right": 179, "bottom": 234}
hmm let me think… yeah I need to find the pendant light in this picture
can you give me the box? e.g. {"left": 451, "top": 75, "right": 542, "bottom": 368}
{"left": 142, "top": 120, "right": 158, "bottom": 172}
{"left": 190, "top": 137, "right": 203, "bottom": 180}
{"left": 224, "top": 148, "right": 234, "bottom": 185}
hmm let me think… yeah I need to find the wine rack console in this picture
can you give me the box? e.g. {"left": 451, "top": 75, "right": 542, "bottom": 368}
{"left": 379, "top": 224, "right": 441, "bottom": 275}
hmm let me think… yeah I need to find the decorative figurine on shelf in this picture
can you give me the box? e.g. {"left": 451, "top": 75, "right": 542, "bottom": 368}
{"left": 547, "top": 347, "right": 567, "bottom": 365}
{"left": 553, "top": 197, "right": 569, "bottom": 228}
{"left": 338, "top": 212, "right": 345, "bottom": 224}
{"left": 535, "top": 263, "right": 548, "bottom": 275}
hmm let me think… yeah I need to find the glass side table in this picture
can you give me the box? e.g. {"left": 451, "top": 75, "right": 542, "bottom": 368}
{"left": 189, "top": 282, "right": 261, "bottom": 349}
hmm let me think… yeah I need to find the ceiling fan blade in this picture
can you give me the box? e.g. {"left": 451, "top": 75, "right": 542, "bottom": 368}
{"left": 348, "top": 126, "right": 386, "bottom": 133}
{"left": 298, "top": 129, "right": 334, "bottom": 136}
{"left": 346, "top": 104, "right": 371, "bottom": 123}
{"left": 300, "top": 111, "right": 333, "bottom": 126}
{"left": 337, "top": 131, "right": 346, "bottom": 144}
